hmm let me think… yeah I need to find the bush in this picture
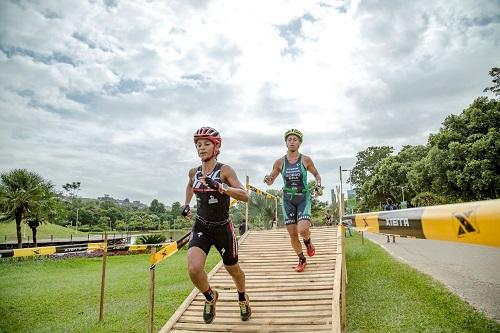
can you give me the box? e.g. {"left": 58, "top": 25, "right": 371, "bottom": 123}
{"left": 136, "top": 234, "right": 166, "bottom": 244}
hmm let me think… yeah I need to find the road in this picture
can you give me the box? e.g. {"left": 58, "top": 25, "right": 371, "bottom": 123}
{"left": 362, "top": 231, "right": 500, "bottom": 323}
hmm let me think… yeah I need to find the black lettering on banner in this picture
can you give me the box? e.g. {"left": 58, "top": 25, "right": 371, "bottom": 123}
{"left": 0, "top": 250, "right": 14, "bottom": 258}
{"left": 378, "top": 208, "right": 425, "bottom": 238}
{"left": 453, "top": 208, "right": 479, "bottom": 238}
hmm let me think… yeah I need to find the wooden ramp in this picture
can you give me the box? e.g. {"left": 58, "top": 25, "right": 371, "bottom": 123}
{"left": 160, "top": 226, "right": 344, "bottom": 333}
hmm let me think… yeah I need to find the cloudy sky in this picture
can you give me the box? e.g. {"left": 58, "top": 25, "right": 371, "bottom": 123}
{"left": 0, "top": 0, "right": 499, "bottom": 206}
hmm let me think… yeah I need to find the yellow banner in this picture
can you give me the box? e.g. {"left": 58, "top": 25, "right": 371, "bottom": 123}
{"left": 88, "top": 242, "right": 107, "bottom": 251}
{"left": 13, "top": 246, "right": 56, "bottom": 257}
{"left": 149, "top": 241, "right": 178, "bottom": 265}
{"left": 345, "top": 199, "right": 500, "bottom": 247}
{"left": 421, "top": 199, "right": 500, "bottom": 246}
{"left": 129, "top": 245, "right": 148, "bottom": 252}
{"left": 248, "top": 185, "right": 279, "bottom": 200}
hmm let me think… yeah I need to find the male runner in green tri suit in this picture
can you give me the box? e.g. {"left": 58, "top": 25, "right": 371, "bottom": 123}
{"left": 182, "top": 127, "right": 251, "bottom": 323}
{"left": 264, "top": 129, "right": 322, "bottom": 272}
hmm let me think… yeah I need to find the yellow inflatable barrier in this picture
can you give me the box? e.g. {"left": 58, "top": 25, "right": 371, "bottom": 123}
{"left": 344, "top": 199, "right": 500, "bottom": 247}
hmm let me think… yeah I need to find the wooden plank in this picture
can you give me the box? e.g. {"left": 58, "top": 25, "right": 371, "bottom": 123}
{"left": 172, "top": 323, "right": 332, "bottom": 332}
{"left": 190, "top": 299, "right": 333, "bottom": 306}
{"left": 184, "top": 308, "right": 332, "bottom": 316}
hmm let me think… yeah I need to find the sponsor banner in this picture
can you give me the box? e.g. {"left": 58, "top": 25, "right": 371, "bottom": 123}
{"left": 88, "top": 243, "right": 107, "bottom": 251}
{"left": 348, "top": 213, "right": 379, "bottom": 233}
{"left": 0, "top": 241, "right": 173, "bottom": 259}
{"left": 150, "top": 241, "right": 178, "bottom": 265}
{"left": 421, "top": 199, "right": 500, "bottom": 247}
{"left": 14, "top": 246, "right": 57, "bottom": 257}
{"left": 343, "top": 199, "right": 500, "bottom": 247}
{"left": 0, "top": 250, "right": 14, "bottom": 258}
{"left": 248, "top": 185, "right": 279, "bottom": 200}
{"left": 378, "top": 208, "right": 425, "bottom": 238}
{"left": 56, "top": 244, "right": 89, "bottom": 253}
{"left": 150, "top": 231, "right": 191, "bottom": 266}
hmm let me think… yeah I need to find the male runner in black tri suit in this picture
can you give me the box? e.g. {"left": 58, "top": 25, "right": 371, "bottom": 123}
{"left": 264, "top": 129, "right": 322, "bottom": 272}
{"left": 182, "top": 127, "right": 251, "bottom": 324}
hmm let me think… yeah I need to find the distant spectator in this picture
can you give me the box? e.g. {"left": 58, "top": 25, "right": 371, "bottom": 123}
{"left": 271, "top": 217, "right": 278, "bottom": 229}
{"left": 341, "top": 219, "right": 352, "bottom": 237}
{"left": 239, "top": 219, "right": 247, "bottom": 236}
{"left": 325, "top": 212, "right": 333, "bottom": 226}
{"left": 384, "top": 198, "right": 397, "bottom": 211}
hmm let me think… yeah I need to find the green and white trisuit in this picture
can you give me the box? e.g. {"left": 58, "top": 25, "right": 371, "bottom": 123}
{"left": 281, "top": 154, "right": 311, "bottom": 225}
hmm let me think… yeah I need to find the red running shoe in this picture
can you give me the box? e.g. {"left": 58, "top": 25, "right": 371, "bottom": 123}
{"left": 294, "top": 260, "right": 306, "bottom": 272}
{"left": 306, "top": 242, "right": 316, "bottom": 257}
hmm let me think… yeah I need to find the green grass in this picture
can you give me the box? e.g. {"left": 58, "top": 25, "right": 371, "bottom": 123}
{"left": 0, "top": 221, "right": 86, "bottom": 242}
{"left": 0, "top": 250, "right": 220, "bottom": 333}
{"left": 346, "top": 232, "right": 500, "bottom": 333}
{"left": 2, "top": 231, "right": 499, "bottom": 333}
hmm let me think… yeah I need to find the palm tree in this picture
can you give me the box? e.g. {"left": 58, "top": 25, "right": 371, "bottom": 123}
{"left": 0, "top": 169, "right": 52, "bottom": 248}
{"left": 25, "top": 182, "right": 61, "bottom": 246}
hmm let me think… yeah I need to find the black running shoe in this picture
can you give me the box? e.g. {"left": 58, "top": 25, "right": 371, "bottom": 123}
{"left": 238, "top": 294, "right": 252, "bottom": 321}
{"left": 203, "top": 290, "right": 218, "bottom": 324}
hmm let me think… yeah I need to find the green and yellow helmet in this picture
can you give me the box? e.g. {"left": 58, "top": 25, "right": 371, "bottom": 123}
{"left": 284, "top": 129, "right": 303, "bottom": 142}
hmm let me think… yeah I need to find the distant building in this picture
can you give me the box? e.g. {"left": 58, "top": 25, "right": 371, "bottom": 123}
{"left": 97, "top": 195, "right": 147, "bottom": 208}
{"left": 331, "top": 189, "right": 337, "bottom": 209}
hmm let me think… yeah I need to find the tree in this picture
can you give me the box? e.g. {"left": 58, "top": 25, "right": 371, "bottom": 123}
{"left": 247, "top": 191, "right": 276, "bottom": 229}
{"left": 350, "top": 146, "right": 394, "bottom": 211}
{"left": 25, "top": 182, "right": 62, "bottom": 246}
{"left": 411, "top": 97, "right": 500, "bottom": 201}
{"left": 308, "top": 180, "right": 328, "bottom": 223}
{"left": 62, "top": 181, "right": 81, "bottom": 229}
{"left": 483, "top": 67, "right": 500, "bottom": 96}
{"left": 62, "top": 182, "right": 81, "bottom": 197}
{"left": 171, "top": 202, "right": 183, "bottom": 220}
{"left": 411, "top": 192, "right": 446, "bottom": 207}
{"left": 350, "top": 146, "right": 394, "bottom": 187}
{"left": 0, "top": 169, "right": 54, "bottom": 248}
{"left": 149, "top": 199, "right": 166, "bottom": 217}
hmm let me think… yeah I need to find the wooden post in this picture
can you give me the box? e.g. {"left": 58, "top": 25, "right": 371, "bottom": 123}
{"left": 361, "top": 231, "right": 364, "bottom": 245}
{"left": 275, "top": 198, "right": 278, "bottom": 224}
{"left": 148, "top": 247, "right": 156, "bottom": 333}
{"left": 341, "top": 225, "right": 347, "bottom": 333}
{"left": 99, "top": 233, "right": 108, "bottom": 321}
{"left": 245, "top": 176, "right": 249, "bottom": 231}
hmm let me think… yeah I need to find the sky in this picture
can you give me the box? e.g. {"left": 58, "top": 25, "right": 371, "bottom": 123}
{"left": 0, "top": 0, "right": 499, "bottom": 206}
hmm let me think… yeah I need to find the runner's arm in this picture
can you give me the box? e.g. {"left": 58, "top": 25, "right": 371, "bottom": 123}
{"left": 184, "top": 168, "right": 196, "bottom": 206}
{"left": 221, "top": 165, "right": 249, "bottom": 202}
{"left": 264, "top": 158, "right": 282, "bottom": 185}
{"left": 304, "top": 156, "right": 321, "bottom": 185}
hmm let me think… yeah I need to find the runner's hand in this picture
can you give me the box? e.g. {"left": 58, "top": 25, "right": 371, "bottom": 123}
{"left": 264, "top": 175, "right": 272, "bottom": 185}
{"left": 311, "top": 184, "right": 324, "bottom": 197}
{"left": 204, "top": 177, "right": 221, "bottom": 191}
{"left": 181, "top": 205, "right": 191, "bottom": 218}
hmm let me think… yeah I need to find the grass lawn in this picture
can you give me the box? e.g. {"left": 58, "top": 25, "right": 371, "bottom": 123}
{"left": 345, "top": 231, "right": 500, "bottom": 333}
{"left": 0, "top": 249, "right": 220, "bottom": 333}
{"left": 0, "top": 221, "right": 86, "bottom": 242}
{"left": 2, "top": 231, "right": 499, "bottom": 333}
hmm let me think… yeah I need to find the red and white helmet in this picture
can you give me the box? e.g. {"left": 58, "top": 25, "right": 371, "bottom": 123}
{"left": 193, "top": 127, "right": 222, "bottom": 159}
